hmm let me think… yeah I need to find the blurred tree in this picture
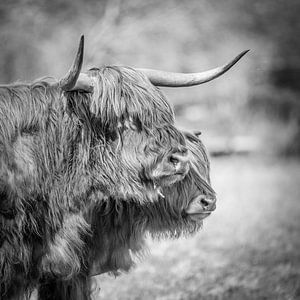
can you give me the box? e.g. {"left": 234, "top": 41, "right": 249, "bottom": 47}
{"left": 0, "top": 0, "right": 299, "bottom": 154}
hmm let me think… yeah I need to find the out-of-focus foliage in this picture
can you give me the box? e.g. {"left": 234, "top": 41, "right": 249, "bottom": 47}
{"left": 0, "top": 0, "right": 299, "bottom": 155}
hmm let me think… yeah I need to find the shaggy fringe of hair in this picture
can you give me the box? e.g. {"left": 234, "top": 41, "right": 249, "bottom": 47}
{"left": 66, "top": 66, "right": 186, "bottom": 153}
{"left": 69, "top": 67, "right": 175, "bottom": 130}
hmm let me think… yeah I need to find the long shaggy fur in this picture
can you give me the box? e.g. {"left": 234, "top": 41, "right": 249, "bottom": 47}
{"left": 89, "top": 132, "right": 215, "bottom": 274}
{"left": 37, "top": 132, "right": 216, "bottom": 300}
{"left": 0, "top": 66, "right": 188, "bottom": 299}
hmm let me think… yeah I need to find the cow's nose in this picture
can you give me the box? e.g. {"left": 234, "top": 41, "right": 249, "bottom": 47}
{"left": 185, "top": 195, "right": 217, "bottom": 217}
{"left": 200, "top": 197, "right": 216, "bottom": 211}
{"left": 168, "top": 151, "right": 189, "bottom": 174}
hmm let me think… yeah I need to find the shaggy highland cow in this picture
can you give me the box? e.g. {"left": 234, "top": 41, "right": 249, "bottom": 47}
{"left": 0, "top": 35, "right": 247, "bottom": 300}
{"left": 36, "top": 133, "right": 216, "bottom": 300}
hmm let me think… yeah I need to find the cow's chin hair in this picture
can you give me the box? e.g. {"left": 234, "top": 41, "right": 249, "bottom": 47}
{"left": 86, "top": 179, "right": 205, "bottom": 277}
{"left": 89, "top": 167, "right": 215, "bottom": 277}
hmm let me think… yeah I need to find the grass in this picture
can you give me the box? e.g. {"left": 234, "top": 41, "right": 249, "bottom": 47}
{"left": 94, "top": 156, "right": 300, "bottom": 300}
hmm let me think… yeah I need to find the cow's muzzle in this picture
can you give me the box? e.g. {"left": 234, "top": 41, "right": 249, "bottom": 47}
{"left": 185, "top": 195, "right": 217, "bottom": 221}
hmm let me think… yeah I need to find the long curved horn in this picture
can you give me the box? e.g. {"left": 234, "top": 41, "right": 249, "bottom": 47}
{"left": 136, "top": 50, "right": 249, "bottom": 87}
{"left": 59, "top": 35, "right": 84, "bottom": 91}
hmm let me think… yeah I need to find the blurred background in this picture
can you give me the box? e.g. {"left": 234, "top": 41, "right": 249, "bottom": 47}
{"left": 1, "top": 0, "right": 299, "bottom": 299}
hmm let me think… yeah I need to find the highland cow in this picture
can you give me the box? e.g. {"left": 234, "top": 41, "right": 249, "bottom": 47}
{"left": 36, "top": 132, "right": 216, "bottom": 300}
{"left": 0, "top": 35, "right": 247, "bottom": 300}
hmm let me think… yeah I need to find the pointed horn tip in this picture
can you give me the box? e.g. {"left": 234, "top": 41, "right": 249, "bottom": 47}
{"left": 227, "top": 49, "right": 250, "bottom": 69}
{"left": 238, "top": 49, "right": 250, "bottom": 58}
{"left": 78, "top": 35, "right": 85, "bottom": 61}
{"left": 71, "top": 35, "right": 84, "bottom": 66}
{"left": 79, "top": 35, "right": 84, "bottom": 49}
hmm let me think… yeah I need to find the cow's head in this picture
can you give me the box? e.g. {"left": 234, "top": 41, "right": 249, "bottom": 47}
{"left": 148, "top": 131, "right": 217, "bottom": 236}
{"left": 87, "top": 131, "right": 216, "bottom": 276}
{"left": 56, "top": 36, "right": 247, "bottom": 204}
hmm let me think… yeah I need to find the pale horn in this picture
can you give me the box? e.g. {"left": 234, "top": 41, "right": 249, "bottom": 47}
{"left": 59, "top": 35, "right": 84, "bottom": 91}
{"left": 136, "top": 50, "right": 249, "bottom": 87}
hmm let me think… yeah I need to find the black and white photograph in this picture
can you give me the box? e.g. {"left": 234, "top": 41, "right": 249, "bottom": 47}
{"left": 0, "top": 0, "right": 299, "bottom": 299}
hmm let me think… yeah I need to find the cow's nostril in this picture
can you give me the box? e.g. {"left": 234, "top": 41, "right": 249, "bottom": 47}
{"left": 169, "top": 155, "right": 179, "bottom": 166}
{"left": 200, "top": 198, "right": 210, "bottom": 207}
{"left": 200, "top": 197, "right": 216, "bottom": 210}
{"left": 169, "top": 151, "right": 189, "bottom": 167}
